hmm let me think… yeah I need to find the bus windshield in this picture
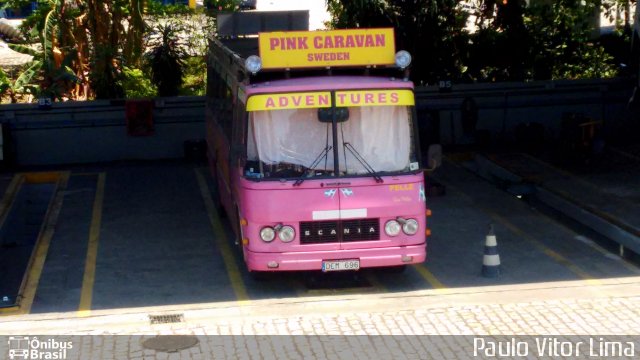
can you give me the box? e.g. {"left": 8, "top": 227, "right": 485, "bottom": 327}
{"left": 245, "top": 104, "right": 418, "bottom": 180}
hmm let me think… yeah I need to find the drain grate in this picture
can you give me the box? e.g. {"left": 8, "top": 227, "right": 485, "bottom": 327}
{"left": 149, "top": 313, "right": 184, "bottom": 325}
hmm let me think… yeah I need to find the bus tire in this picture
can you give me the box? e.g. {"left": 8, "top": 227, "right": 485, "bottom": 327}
{"left": 234, "top": 207, "right": 243, "bottom": 246}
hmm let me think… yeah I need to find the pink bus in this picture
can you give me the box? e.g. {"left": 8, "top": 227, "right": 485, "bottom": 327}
{"left": 206, "top": 27, "right": 437, "bottom": 275}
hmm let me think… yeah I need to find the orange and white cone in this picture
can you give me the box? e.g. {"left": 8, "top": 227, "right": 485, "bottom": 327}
{"left": 482, "top": 224, "right": 501, "bottom": 277}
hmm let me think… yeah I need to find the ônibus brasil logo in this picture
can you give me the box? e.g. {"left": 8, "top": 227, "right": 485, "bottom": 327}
{"left": 7, "top": 336, "right": 72, "bottom": 360}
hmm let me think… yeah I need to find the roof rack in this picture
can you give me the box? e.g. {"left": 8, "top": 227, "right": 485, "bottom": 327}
{"left": 210, "top": 11, "right": 310, "bottom": 86}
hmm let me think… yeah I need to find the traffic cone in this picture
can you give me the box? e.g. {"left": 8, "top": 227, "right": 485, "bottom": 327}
{"left": 482, "top": 224, "right": 500, "bottom": 277}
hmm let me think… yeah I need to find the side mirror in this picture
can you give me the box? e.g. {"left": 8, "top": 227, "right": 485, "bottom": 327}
{"left": 425, "top": 144, "right": 442, "bottom": 171}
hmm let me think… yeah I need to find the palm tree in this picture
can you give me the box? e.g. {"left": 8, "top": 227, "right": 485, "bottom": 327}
{"left": 145, "top": 22, "right": 186, "bottom": 97}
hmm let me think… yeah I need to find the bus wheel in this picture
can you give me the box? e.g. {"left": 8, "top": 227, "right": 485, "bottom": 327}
{"left": 234, "top": 207, "right": 244, "bottom": 246}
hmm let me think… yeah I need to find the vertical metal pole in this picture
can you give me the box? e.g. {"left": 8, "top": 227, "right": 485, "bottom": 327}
{"left": 331, "top": 91, "right": 340, "bottom": 175}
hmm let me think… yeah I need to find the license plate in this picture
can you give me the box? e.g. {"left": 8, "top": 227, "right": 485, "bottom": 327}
{"left": 322, "top": 259, "right": 360, "bottom": 272}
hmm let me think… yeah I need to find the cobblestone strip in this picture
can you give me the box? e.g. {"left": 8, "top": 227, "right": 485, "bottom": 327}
{"left": 3, "top": 296, "right": 639, "bottom": 359}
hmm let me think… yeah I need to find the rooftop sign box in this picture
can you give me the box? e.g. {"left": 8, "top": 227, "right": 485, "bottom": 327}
{"left": 216, "top": 10, "right": 310, "bottom": 37}
{"left": 258, "top": 28, "right": 396, "bottom": 70}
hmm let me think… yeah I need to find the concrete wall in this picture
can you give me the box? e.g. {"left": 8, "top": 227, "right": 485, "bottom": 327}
{"left": 0, "top": 78, "right": 634, "bottom": 166}
{"left": 414, "top": 78, "right": 634, "bottom": 146}
{"left": 0, "top": 97, "right": 205, "bottom": 166}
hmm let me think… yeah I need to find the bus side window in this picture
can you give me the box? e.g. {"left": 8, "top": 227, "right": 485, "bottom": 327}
{"left": 231, "top": 102, "right": 247, "bottom": 165}
{"left": 207, "top": 70, "right": 228, "bottom": 125}
{"left": 219, "top": 85, "right": 233, "bottom": 140}
{"left": 206, "top": 69, "right": 221, "bottom": 120}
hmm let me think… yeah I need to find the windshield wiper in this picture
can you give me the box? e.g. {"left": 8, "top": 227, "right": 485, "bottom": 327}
{"left": 343, "top": 143, "right": 384, "bottom": 183}
{"left": 293, "top": 146, "right": 332, "bottom": 186}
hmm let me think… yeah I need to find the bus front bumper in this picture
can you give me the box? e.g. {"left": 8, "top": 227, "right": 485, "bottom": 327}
{"left": 244, "top": 244, "right": 426, "bottom": 272}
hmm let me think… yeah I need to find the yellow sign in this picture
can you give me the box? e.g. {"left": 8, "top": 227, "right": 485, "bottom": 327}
{"left": 389, "top": 184, "right": 414, "bottom": 192}
{"left": 247, "top": 92, "right": 331, "bottom": 111}
{"left": 335, "top": 90, "right": 414, "bottom": 107}
{"left": 259, "top": 28, "right": 396, "bottom": 69}
{"left": 247, "top": 89, "right": 414, "bottom": 111}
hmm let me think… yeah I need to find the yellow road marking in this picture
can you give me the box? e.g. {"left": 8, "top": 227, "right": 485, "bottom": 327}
{"left": 472, "top": 155, "right": 638, "bottom": 274}
{"left": 522, "top": 153, "right": 603, "bottom": 192}
{"left": 0, "top": 306, "right": 19, "bottom": 314}
{"left": 17, "top": 172, "right": 70, "bottom": 315}
{"left": 195, "top": 168, "right": 250, "bottom": 304}
{"left": 537, "top": 214, "right": 640, "bottom": 275}
{"left": 364, "top": 271, "right": 387, "bottom": 292}
{"left": 442, "top": 178, "right": 598, "bottom": 283}
{"left": 0, "top": 175, "right": 25, "bottom": 315}
{"left": 78, "top": 173, "right": 106, "bottom": 316}
{"left": 23, "top": 172, "right": 62, "bottom": 184}
{"left": 0, "top": 174, "right": 24, "bottom": 229}
{"left": 490, "top": 213, "right": 597, "bottom": 283}
{"left": 414, "top": 264, "right": 447, "bottom": 289}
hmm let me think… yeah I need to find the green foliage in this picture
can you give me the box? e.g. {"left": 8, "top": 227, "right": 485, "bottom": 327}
{"left": 146, "top": 0, "right": 194, "bottom": 16}
{"left": 2, "top": 0, "right": 148, "bottom": 100}
{"left": 15, "top": 2, "right": 48, "bottom": 42}
{"left": 559, "top": 44, "right": 618, "bottom": 79}
{"left": 120, "top": 66, "right": 157, "bottom": 98}
{"left": 119, "top": 57, "right": 206, "bottom": 99}
{"left": 0, "top": 68, "right": 10, "bottom": 98}
{"left": 181, "top": 14, "right": 216, "bottom": 56}
{"left": 205, "top": 0, "right": 240, "bottom": 12}
{"left": 0, "top": 63, "right": 40, "bottom": 103}
{"left": 8, "top": 30, "right": 80, "bottom": 101}
{"left": 40, "top": 51, "right": 82, "bottom": 99}
{"left": 327, "top": 0, "right": 625, "bottom": 83}
{"left": 179, "top": 56, "right": 206, "bottom": 96}
{"left": 601, "top": 29, "right": 632, "bottom": 74}
{"left": 13, "top": 59, "right": 42, "bottom": 91}
{"left": 524, "top": 0, "right": 618, "bottom": 80}
{"left": 7, "top": 43, "right": 39, "bottom": 57}
{"left": 327, "top": 0, "right": 469, "bottom": 84}
{"left": 145, "top": 21, "right": 186, "bottom": 96}
{"left": 464, "top": 0, "right": 529, "bottom": 81}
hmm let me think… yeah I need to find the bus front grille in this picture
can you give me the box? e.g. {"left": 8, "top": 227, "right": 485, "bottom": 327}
{"left": 299, "top": 218, "right": 380, "bottom": 244}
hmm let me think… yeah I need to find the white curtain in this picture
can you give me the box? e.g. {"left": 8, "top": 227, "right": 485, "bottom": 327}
{"left": 337, "top": 106, "right": 411, "bottom": 174}
{"left": 249, "top": 105, "right": 411, "bottom": 173}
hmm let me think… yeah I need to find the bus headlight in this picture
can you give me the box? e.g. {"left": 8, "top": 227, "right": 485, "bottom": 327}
{"left": 245, "top": 55, "right": 262, "bottom": 74}
{"left": 260, "top": 227, "right": 275, "bottom": 242}
{"left": 395, "top": 50, "right": 412, "bottom": 69}
{"left": 402, "top": 219, "right": 419, "bottom": 235}
{"left": 278, "top": 225, "right": 295, "bottom": 242}
{"left": 385, "top": 220, "right": 401, "bottom": 237}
